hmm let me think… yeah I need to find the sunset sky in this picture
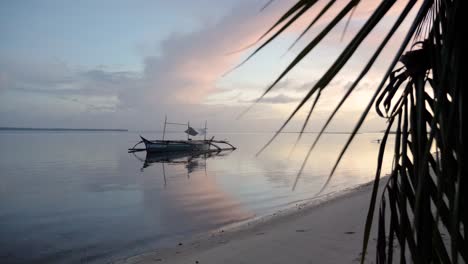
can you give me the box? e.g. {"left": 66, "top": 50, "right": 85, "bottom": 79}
{"left": 0, "top": 0, "right": 418, "bottom": 132}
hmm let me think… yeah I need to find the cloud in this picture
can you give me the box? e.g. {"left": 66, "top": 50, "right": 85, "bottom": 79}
{"left": 0, "top": 58, "right": 73, "bottom": 92}
{"left": 117, "top": 1, "right": 294, "bottom": 110}
{"left": 0, "top": 1, "right": 297, "bottom": 129}
{"left": 0, "top": 0, "right": 408, "bottom": 132}
{"left": 258, "top": 94, "right": 299, "bottom": 104}
{"left": 0, "top": 58, "right": 135, "bottom": 96}
{"left": 239, "top": 93, "right": 299, "bottom": 104}
{"left": 293, "top": 80, "right": 318, "bottom": 91}
{"left": 0, "top": 57, "right": 134, "bottom": 114}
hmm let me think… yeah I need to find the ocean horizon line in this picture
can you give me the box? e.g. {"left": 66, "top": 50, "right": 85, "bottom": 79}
{"left": 0, "top": 127, "right": 128, "bottom": 132}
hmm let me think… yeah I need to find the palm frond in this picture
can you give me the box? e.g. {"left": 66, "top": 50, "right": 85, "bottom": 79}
{"left": 287, "top": 0, "right": 336, "bottom": 52}
{"left": 293, "top": 0, "right": 417, "bottom": 191}
{"left": 235, "top": 0, "right": 466, "bottom": 262}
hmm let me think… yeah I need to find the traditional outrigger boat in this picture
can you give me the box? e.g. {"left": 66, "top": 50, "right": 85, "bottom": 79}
{"left": 128, "top": 117, "right": 236, "bottom": 153}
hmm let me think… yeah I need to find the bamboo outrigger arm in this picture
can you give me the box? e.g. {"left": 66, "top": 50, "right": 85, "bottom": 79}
{"left": 211, "top": 140, "right": 236, "bottom": 150}
{"left": 208, "top": 142, "right": 222, "bottom": 151}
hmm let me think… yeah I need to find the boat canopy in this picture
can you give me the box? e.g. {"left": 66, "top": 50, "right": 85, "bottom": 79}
{"left": 184, "top": 127, "right": 198, "bottom": 136}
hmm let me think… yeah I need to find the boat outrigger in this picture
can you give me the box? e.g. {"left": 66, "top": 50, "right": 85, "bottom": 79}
{"left": 128, "top": 116, "right": 236, "bottom": 153}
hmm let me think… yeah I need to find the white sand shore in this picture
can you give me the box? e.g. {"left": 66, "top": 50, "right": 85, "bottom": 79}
{"left": 116, "top": 180, "right": 385, "bottom": 264}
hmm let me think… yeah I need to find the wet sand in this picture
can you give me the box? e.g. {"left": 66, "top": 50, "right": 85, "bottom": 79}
{"left": 115, "top": 179, "right": 385, "bottom": 264}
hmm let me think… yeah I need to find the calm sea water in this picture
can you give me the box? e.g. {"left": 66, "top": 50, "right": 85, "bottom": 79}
{"left": 0, "top": 131, "right": 392, "bottom": 263}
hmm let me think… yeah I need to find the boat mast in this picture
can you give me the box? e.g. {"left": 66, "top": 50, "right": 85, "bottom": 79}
{"left": 204, "top": 120, "right": 207, "bottom": 140}
{"left": 162, "top": 115, "right": 167, "bottom": 140}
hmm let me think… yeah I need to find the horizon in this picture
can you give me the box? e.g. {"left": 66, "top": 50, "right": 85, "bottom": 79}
{"left": 0, "top": 125, "right": 386, "bottom": 134}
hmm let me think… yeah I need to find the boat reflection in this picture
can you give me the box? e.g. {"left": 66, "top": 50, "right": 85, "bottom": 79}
{"left": 132, "top": 150, "right": 234, "bottom": 185}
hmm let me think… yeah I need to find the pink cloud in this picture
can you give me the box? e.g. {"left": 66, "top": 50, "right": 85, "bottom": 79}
{"left": 0, "top": 0, "right": 417, "bottom": 131}
{"left": 120, "top": 0, "right": 416, "bottom": 110}
{"left": 123, "top": 2, "right": 293, "bottom": 107}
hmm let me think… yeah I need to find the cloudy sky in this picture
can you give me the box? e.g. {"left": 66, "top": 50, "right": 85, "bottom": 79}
{"left": 0, "top": 0, "right": 418, "bottom": 132}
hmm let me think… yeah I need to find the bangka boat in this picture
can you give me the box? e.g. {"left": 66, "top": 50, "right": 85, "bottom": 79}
{"left": 128, "top": 117, "right": 236, "bottom": 153}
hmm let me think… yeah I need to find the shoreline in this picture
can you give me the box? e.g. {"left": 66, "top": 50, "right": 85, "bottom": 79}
{"left": 115, "top": 178, "right": 386, "bottom": 264}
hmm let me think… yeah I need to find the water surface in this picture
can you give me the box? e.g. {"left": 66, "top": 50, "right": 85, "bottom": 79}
{"left": 0, "top": 131, "right": 392, "bottom": 263}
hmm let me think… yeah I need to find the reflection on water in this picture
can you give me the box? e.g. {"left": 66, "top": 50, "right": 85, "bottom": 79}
{"left": 0, "top": 131, "right": 392, "bottom": 263}
{"left": 134, "top": 149, "right": 234, "bottom": 174}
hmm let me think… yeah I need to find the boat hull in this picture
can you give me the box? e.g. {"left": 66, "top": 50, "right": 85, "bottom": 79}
{"left": 141, "top": 137, "right": 210, "bottom": 153}
{"left": 128, "top": 136, "right": 235, "bottom": 153}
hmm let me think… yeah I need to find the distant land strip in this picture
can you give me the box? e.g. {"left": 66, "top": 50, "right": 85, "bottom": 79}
{"left": 0, "top": 127, "right": 128, "bottom": 132}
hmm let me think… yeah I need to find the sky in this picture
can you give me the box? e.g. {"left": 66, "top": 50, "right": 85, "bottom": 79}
{"left": 0, "top": 0, "right": 419, "bottom": 132}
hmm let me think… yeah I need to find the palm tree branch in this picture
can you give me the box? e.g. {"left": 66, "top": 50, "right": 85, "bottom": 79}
{"left": 292, "top": 0, "right": 417, "bottom": 191}
{"left": 287, "top": 0, "right": 337, "bottom": 52}
{"left": 257, "top": 0, "right": 395, "bottom": 156}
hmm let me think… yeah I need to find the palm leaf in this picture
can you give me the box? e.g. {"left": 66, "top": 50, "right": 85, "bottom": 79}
{"left": 287, "top": 0, "right": 336, "bottom": 52}
{"left": 235, "top": 0, "right": 466, "bottom": 262}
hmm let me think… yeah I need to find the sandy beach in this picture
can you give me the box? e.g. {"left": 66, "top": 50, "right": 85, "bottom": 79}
{"left": 115, "top": 179, "right": 385, "bottom": 264}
